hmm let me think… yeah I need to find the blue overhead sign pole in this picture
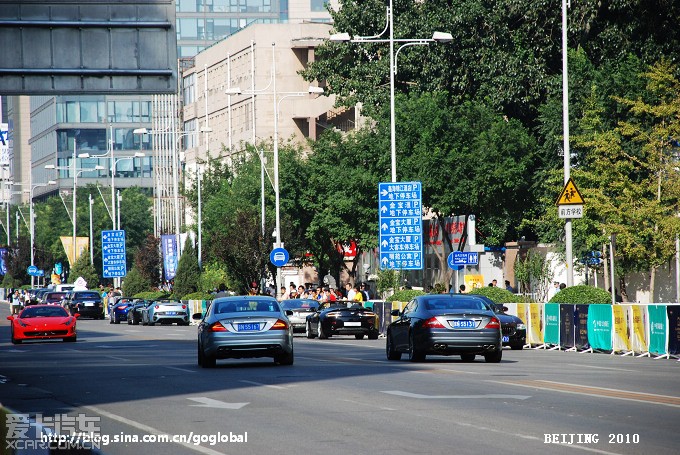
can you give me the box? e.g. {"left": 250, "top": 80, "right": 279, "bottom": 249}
{"left": 102, "top": 230, "right": 127, "bottom": 279}
{"left": 378, "top": 182, "right": 423, "bottom": 270}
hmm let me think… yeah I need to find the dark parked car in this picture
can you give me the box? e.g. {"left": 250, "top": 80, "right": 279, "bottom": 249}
{"left": 109, "top": 297, "right": 136, "bottom": 324}
{"left": 305, "top": 301, "right": 379, "bottom": 340}
{"left": 386, "top": 294, "right": 502, "bottom": 363}
{"left": 63, "top": 290, "right": 104, "bottom": 319}
{"left": 482, "top": 301, "right": 526, "bottom": 350}
{"left": 127, "top": 299, "right": 153, "bottom": 325}
{"left": 193, "top": 296, "right": 294, "bottom": 368}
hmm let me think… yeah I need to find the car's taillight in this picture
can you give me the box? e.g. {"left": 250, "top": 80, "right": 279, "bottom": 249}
{"left": 118, "top": 305, "right": 128, "bottom": 310}
{"left": 326, "top": 311, "right": 341, "bottom": 317}
{"left": 270, "top": 319, "right": 289, "bottom": 330}
{"left": 182, "top": 304, "right": 186, "bottom": 310}
{"left": 155, "top": 305, "right": 159, "bottom": 309}
{"left": 424, "top": 317, "right": 445, "bottom": 328}
{"left": 485, "top": 317, "right": 501, "bottom": 329}
{"left": 208, "top": 322, "right": 227, "bottom": 332}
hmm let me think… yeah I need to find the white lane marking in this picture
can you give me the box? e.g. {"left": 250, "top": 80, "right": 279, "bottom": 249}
{"left": 381, "top": 390, "right": 531, "bottom": 400}
{"left": 187, "top": 397, "right": 249, "bottom": 409}
{"left": 239, "top": 380, "right": 285, "bottom": 390}
{"left": 566, "top": 364, "right": 636, "bottom": 372}
{"left": 409, "top": 369, "right": 480, "bottom": 375}
{"left": 296, "top": 356, "right": 355, "bottom": 364}
{"left": 82, "top": 404, "right": 227, "bottom": 455}
{"left": 106, "top": 356, "right": 128, "bottom": 361}
{"left": 165, "top": 366, "right": 196, "bottom": 373}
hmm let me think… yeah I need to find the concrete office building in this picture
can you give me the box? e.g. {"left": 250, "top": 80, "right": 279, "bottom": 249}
{"left": 179, "top": 21, "right": 354, "bottom": 173}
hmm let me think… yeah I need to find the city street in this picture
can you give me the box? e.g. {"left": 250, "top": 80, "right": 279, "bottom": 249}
{"left": 0, "top": 304, "right": 677, "bottom": 455}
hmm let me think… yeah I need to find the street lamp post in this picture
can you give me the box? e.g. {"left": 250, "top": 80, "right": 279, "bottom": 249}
{"left": 15, "top": 180, "right": 56, "bottom": 286}
{"left": 330, "top": 3, "right": 452, "bottom": 182}
{"left": 45, "top": 156, "right": 104, "bottom": 271}
{"left": 225, "top": 84, "right": 324, "bottom": 295}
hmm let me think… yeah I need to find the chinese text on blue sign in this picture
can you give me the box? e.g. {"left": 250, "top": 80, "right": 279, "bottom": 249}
{"left": 102, "top": 230, "right": 126, "bottom": 278}
{"left": 379, "top": 182, "right": 423, "bottom": 270}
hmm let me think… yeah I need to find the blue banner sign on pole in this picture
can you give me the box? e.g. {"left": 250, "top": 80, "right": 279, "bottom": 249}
{"left": 378, "top": 182, "right": 423, "bottom": 270}
{"left": 161, "top": 234, "right": 179, "bottom": 281}
{"left": 102, "top": 230, "right": 127, "bottom": 278}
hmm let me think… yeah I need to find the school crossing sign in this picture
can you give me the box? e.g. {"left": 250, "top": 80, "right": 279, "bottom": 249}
{"left": 378, "top": 182, "right": 423, "bottom": 270}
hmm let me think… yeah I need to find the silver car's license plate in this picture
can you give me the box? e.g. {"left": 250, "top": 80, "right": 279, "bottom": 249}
{"left": 238, "top": 323, "right": 260, "bottom": 331}
{"left": 450, "top": 320, "right": 476, "bottom": 329}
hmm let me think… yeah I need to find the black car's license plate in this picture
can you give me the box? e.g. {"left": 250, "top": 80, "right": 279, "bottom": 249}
{"left": 238, "top": 323, "right": 260, "bottom": 331}
{"left": 450, "top": 320, "right": 476, "bottom": 329}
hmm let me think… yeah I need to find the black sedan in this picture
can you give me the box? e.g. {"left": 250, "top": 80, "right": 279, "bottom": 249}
{"left": 482, "top": 302, "right": 526, "bottom": 350}
{"left": 306, "top": 301, "right": 379, "bottom": 340}
{"left": 386, "top": 294, "right": 502, "bottom": 363}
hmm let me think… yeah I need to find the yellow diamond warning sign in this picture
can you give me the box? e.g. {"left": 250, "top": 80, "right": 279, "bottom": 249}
{"left": 556, "top": 177, "right": 585, "bottom": 205}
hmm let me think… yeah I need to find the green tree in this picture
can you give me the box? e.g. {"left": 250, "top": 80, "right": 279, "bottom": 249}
{"left": 68, "top": 250, "right": 99, "bottom": 289}
{"left": 134, "top": 234, "right": 161, "bottom": 287}
{"left": 122, "top": 266, "right": 151, "bottom": 296}
{"left": 173, "top": 237, "right": 200, "bottom": 299}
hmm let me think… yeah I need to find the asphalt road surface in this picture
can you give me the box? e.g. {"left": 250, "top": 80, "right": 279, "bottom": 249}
{"left": 1, "top": 303, "right": 677, "bottom": 455}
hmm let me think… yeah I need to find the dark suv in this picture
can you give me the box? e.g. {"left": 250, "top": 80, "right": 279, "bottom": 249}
{"left": 63, "top": 291, "right": 104, "bottom": 319}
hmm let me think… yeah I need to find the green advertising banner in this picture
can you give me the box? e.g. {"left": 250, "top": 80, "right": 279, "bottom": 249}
{"left": 587, "top": 305, "right": 613, "bottom": 351}
{"left": 544, "top": 303, "right": 560, "bottom": 345}
{"left": 648, "top": 305, "right": 668, "bottom": 355}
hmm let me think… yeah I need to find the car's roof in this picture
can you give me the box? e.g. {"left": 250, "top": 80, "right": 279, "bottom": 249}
{"left": 213, "top": 295, "right": 277, "bottom": 302}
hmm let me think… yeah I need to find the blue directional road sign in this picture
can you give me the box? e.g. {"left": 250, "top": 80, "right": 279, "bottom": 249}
{"left": 270, "top": 247, "right": 289, "bottom": 267}
{"left": 448, "top": 251, "right": 479, "bottom": 268}
{"left": 379, "top": 182, "right": 423, "bottom": 270}
{"left": 102, "top": 230, "right": 127, "bottom": 278}
{"left": 27, "top": 265, "right": 39, "bottom": 276}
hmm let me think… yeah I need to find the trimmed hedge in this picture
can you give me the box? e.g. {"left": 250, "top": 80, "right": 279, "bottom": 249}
{"left": 182, "top": 291, "right": 214, "bottom": 301}
{"left": 386, "top": 289, "right": 426, "bottom": 303}
{"left": 133, "top": 291, "right": 171, "bottom": 300}
{"left": 548, "top": 285, "right": 612, "bottom": 304}
{"left": 469, "top": 286, "right": 526, "bottom": 304}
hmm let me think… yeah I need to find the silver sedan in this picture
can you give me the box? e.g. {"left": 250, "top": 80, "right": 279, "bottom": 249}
{"left": 193, "top": 296, "right": 294, "bottom": 368}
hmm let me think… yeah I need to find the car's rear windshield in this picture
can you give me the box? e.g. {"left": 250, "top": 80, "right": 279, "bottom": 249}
{"left": 76, "top": 292, "right": 100, "bottom": 299}
{"left": 213, "top": 300, "right": 280, "bottom": 314}
{"left": 45, "top": 293, "right": 67, "bottom": 299}
{"left": 21, "top": 307, "right": 68, "bottom": 318}
{"left": 280, "top": 299, "right": 319, "bottom": 310}
{"left": 424, "top": 299, "right": 487, "bottom": 311}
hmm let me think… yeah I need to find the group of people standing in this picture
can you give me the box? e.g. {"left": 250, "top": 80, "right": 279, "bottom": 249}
{"left": 279, "top": 282, "right": 372, "bottom": 303}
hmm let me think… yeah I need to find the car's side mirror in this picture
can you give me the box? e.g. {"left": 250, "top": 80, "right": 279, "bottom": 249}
{"left": 502, "top": 306, "right": 509, "bottom": 312}
{"left": 390, "top": 309, "right": 401, "bottom": 317}
{"left": 285, "top": 310, "right": 293, "bottom": 316}
{"left": 74, "top": 313, "right": 81, "bottom": 318}
{"left": 6, "top": 315, "right": 14, "bottom": 320}
{"left": 192, "top": 313, "right": 203, "bottom": 320}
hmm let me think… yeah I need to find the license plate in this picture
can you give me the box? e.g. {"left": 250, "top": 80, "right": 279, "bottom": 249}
{"left": 84, "top": 302, "right": 95, "bottom": 307}
{"left": 166, "top": 311, "right": 176, "bottom": 315}
{"left": 450, "top": 320, "right": 476, "bottom": 329}
{"left": 502, "top": 336, "right": 510, "bottom": 342}
{"left": 238, "top": 323, "right": 260, "bottom": 332}
{"left": 344, "top": 322, "right": 361, "bottom": 327}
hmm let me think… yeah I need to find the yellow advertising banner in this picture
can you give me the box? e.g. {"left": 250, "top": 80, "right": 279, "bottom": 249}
{"left": 60, "top": 236, "right": 89, "bottom": 266}
{"left": 612, "top": 305, "right": 631, "bottom": 352}
{"left": 464, "top": 274, "right": 485, "bottom": 291}
{"left": 517, "top": 303, "right": 528, "bottom": 324}
{"left": 529, "top": 303, "right": 544, "bottom": 344}
{"left": 631, "top": 305, "right": 648, "bottom": 353}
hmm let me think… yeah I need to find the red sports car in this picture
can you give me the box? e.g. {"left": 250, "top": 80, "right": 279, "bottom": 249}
{"left": 7, "top": 305, "right": 79, "bottom": 344}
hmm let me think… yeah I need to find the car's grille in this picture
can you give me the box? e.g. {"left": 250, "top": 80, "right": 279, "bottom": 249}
{"left": 27, "top": 331, "right": 68, "bottom": 337}
{"left": 502, "top": 325, "right": 515, "bottom": 336}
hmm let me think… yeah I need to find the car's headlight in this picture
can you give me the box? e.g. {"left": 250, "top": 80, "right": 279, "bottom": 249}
{"left": 516, "top": 323, "right": 526, "bottom": 330}
{"left": 62, "top": 318, "right": 74, "bottom": 326}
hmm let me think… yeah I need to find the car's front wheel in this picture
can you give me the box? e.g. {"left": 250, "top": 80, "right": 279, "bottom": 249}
{"left": 386, "top": 332, "right": 401, "bottom": 360}
{"left": 510, "top": 344, "right": 524, "bottom": 350}
{"left": 63, "top": 336, "right": 77, "bottom": 342}
{"left": 355, "top": 334, "right": 365, "bottom": 340}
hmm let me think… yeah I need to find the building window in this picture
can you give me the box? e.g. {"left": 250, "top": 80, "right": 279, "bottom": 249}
{"left": 183, "top": 74, "right": 196, "bottom": 106}
{"left": 310, "top": 0, "right": 326, "bottom": 12}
